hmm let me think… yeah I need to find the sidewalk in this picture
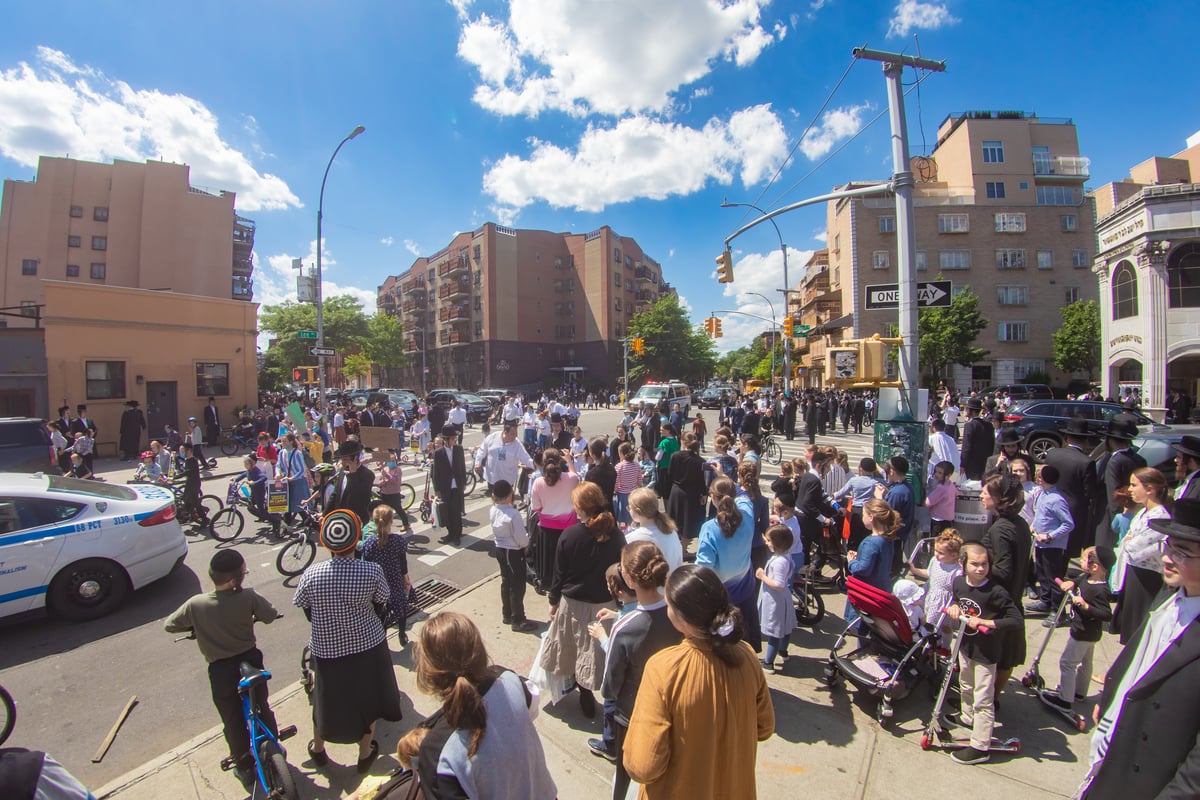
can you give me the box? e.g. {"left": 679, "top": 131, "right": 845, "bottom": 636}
{"left": 92, "top": 571, "right": 1109, "bottom": 800}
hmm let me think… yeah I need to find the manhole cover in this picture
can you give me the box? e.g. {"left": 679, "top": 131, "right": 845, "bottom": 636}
{"left": 411, "top": 577, "right": 460, "bottom": 611}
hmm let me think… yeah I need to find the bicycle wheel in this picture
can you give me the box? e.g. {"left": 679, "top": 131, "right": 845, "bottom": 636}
{"left": 400, "top": 483, "right": 416, "bottom": 510}
{"left": 259, "top": 739, "right": 299, "bottom": 800}
{"left": 794, "top": 585, "right": 826, "bottom": 626}
{"left": 276, "top": 535, "right": 316, "bottom": 577}
{"left": 765, "top": 439, "right": 783, "bottom": 466}
{"left": 300, "top": 646, "right": 315, "bottom": 699}
{"left": 419, "top": 500, "right": 431, "bottom": 524}
{"left": 464, "top": 470, "right": 477, "bottom": 496}
{"left": 0, "top": 684, "right": 15, "bottom": 747}
{"left": 220, "top": 437, "right": 239, "bottom": 457}
{"left": 200, "top": 494, "right": 224, "bottom": 520}
{"left": 209, "top": 507, "right": 245, "bottom": 542}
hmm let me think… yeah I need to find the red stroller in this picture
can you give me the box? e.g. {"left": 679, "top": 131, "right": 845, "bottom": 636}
{"left": 823, "top": 577, "right": 943, "bottom": 724}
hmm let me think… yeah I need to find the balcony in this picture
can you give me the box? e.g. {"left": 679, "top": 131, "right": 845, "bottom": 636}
{"left": 439, "top": 306, "right": 471, "bottom": 324}
{"left": 402, "top": 278, "right": 426, "bottom": 296}
{"left": 439, "top": 278, "right": 471, "bottom": 300}
{"left": 232, "top": 256, "right": 253, "bottom": 277}
{"left": 635, "top": 266, "right": 656, "bottom": 283}
{"left": 232, "top": 276, "right": 253, "bottom": 301}
{"left": 554, "top": 255, "right": 575, "bottom": 270}
{"left": 439, "top": 331, "right": 471, "bottom": 347}
{"left": 553, "top": 279, "right": 574, "bottom": 294}
{"left": 1033, "top": 154, "right": 1090, "bottom": 180}
{"left": 405, "top": 338, "right": 422, "bottom": 352}
{"left": 635, "top": 289, "right": 656, "bottom": 303}
{"left": 437, "top": 255, "right": 470, "bottom": 278}
{"left": 554, "top": 302, "right": 575, "bottom": 317}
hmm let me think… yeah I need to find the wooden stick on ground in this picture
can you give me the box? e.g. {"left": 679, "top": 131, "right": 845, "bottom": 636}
{"left": 92, "top": 695, "right": 138, "bottom": 763}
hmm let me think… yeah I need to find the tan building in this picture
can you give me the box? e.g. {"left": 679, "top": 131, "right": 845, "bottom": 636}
{"left": 1093, "top": 139, "right": 1200, "bottom": 416}
{"left": 377, "top": 223, "right": 670, "bottom": 392}
{"left": 826, "top": 111, "right": 1097, "bottom": 391}
{"left": 790, "top": 248, "right": 846, "bottom": 387}
{"left": 0, "top": 156, "right": 258, "bottom": 430}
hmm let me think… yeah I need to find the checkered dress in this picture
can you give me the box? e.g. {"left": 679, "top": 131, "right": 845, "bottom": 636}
{"left": 293, "top": 558, "right": 388, "bottom": 659}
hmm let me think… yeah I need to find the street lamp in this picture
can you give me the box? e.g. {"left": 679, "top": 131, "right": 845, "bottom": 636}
{"left": 316, "top": 125, "right": 365, "bottom": 423}
{"left": 722, "top": 199, "right": 791, "bottom": 390}
{"left": 741, "top": 291, "right": 777, "bottom": 389}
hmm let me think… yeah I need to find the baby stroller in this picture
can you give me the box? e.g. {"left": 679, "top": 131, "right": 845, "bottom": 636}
{"left": 823, "top": 577, "right": 944, "bottom": 724}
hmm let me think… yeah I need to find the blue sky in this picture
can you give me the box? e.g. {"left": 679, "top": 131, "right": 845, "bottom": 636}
{"left": 1, "top": 0, "right": 1196, "bottom": 353}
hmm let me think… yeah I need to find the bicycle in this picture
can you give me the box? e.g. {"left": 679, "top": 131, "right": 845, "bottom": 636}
{"left": 220, "top": 427, "right": 258, "bottom": 457}
{"left": 135, "top": 479, "right": 223, "bottom": 530}
{"left": 791, "top": 562, "right": 826, "bottom": 626}
{"left": 762, "top": 432, "right": 783, "bottom": 466}
{"left": 209, "top": 481, "right": 252, "bottom": 542}
{"left": 275, "top": 501, "right": 321, "bottom": 577}
{"left": 0, "top": 683, "right": 15, "bottom": 746}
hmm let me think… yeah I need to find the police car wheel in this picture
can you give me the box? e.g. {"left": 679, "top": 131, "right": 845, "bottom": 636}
{"left": 48, "top": 558, "right": 130, "bottom": 621}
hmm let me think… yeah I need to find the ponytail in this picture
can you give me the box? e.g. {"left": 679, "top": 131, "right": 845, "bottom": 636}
{"left": 709, "top": 477, "right": 743, "bottom": 538}
{"left": 666, "top": 565, "right": 746, "bottom": 666}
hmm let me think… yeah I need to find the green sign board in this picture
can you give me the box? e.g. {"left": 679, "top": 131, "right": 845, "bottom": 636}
{"left": 297, "top": 330, "right": 318, "bottom": 340}
{"left": 797, "top": 325, "right": 812, "bottom": 338}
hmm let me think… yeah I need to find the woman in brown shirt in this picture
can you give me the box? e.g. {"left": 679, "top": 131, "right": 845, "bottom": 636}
{"left": 623, "top": 564, "right": 774, "bottom": 799}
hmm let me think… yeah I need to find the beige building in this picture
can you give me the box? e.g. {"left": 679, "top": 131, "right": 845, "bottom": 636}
{"left": 1093, "top": 139, "right": 1200, "bottom": 416}
{"left": 377, "top": 223, "right": 670, "bottom": 392}
{"left": 825, "top": 111, "right": 1097, "bottom": 391}
{"left": 789, "top": 248, "right": 846, "bottom": 387}
{"left": 0, "top": 156, "right": 258, "bottom": 432}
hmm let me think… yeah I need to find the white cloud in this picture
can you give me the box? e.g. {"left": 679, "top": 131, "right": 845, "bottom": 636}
{"left": 257, "top": 240, "right": 376, "bottom": 316}
{"left": 691, "top": 86, "right": 712, "bottom": 100}
{"left": 887, "top": 0, "right": 959, "bottom": 37}
{"left": 712, "top": 245, "right": 814, "bottom": 351}
{"left": 1187, "top": 129, "right": 1200, "bottom": 149}
{"left": 448, "top": 0, "right": 473, "bottom": 20}
{"left": 458, "top": 0, "right": 776, "bottom": 118}
{"left": 0, "top": 47, "right": 300, "bottom": 212}
{"left": 380, "top": 236, "right": 394, "bottom": 247}
{"left": 813, "top": 230, "right": 828, "bottom": 243}
{"left": 484, "top": 104, "right": 787, "bottom": 214}
{"left": 799, "top": 103, "right": 870, "bottom": 160}
{"left": 669, "top": 248, "right": 677, "bottom": 258}
{"left": 773, "top": 21, "right": 788, "bottom": 41}
{"left": 403, "top": 239, "right": 421, "bottom": 256}
{"left": 808, "top": 0, "right": 831, "bottom": 17}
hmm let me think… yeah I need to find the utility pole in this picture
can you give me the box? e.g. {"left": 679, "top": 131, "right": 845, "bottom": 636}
{"left": 852, "top": 46, "right": 945, "bottom": 417}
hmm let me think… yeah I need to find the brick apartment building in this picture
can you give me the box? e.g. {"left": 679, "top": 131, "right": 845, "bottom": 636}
{"left": 824, "top": 111, "right": 1097, "bottom": 392}
{"left": 377, "top": 223, "right": 669, "bottom": 393}
{"left": 0, "top": 156, "right": 258, "bottom": 444}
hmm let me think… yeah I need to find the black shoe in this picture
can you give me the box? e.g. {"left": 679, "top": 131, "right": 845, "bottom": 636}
{"left": 943, "top": 711, "right": 972, "bottom": 728}
{"left": 1025, "top": 601, "right": 1051, "bottom": 615}
{"left": 579, "top": 688, "right": 596, "bottom": 719}
{"left": 307, "top": 740, "right": 329, "bottom": 767}
{"left": 234, "top": 766, "right": 256, "bottom": 791}
{"left": 951, "top": 746, "right": 989, "bottom": 765}
{"left": 357, "top": 740, "right": 379, "bottom": 774}
{"left": 587, "top": 737, "right": 617, "bottom": 763}
{"left": 511, "top": 620, "right": 537, "bottom": 632}
{"left": 502, "top": 617, "right": 513, "bottom": 625}
{"left": 1044, "top": 691, "right": 1073, "bottom": 710}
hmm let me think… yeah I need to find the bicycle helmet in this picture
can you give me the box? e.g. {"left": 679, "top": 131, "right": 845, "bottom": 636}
{"left": 140, "top": 450, "right": 154, "bottom": 459}
{"left": 312, "top": 462, "right": 336, "bottom": 477}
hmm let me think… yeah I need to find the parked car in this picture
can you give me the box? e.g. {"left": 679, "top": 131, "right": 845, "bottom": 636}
{"left": 696, "top": 388, "right": 732, "bottom": 409}
{"left": 1130, "top": 426, "right": 1200, "bottom": 485}
{"left": 982, "top": 384, "right": 1055, "bottom": 400}
{"left": 385, "top": 390, "right": 420, "bottom": 411}
{"left": 1003, "top": 399, "right": 1166, "bottom": 461}
{"left": 427, "top": 390, "right": 492, "bottom": 423}
{"left": 0, "top": 473, "right": 187, "bottom": 621}
{"left": 475, "top": 388, "right": 510, "bottom": 407}
{"left": 627, "top": 381, "right": 691, "bottom": 417}
{"left": 0, "top": 418, "right": 52, "bottom": 473}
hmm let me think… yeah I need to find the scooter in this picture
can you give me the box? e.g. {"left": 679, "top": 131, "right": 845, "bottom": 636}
{"left": 1021, "top": 586, "right": 1088, "bottom": 732}
{"left": 920, "top": 613, "right": 1021, "bottom": 755}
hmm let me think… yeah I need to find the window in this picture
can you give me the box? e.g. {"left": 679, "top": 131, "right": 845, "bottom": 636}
{"left": 473, "top": 296, "right": 482, "bottom": 311}
{"left": 996, "top": 249, "right": 1026, "bottom": 269}
{"left": 916, "top": 250, "right": 927, "bottom": 271}
{"left": 939, "top": 250, "right": 971, "bottom": 270}
{"left": 613, "top": 247, "right": 621, "bottom": 263}
{"left": 195, "top": 363, "right": 229, "bottom": 396}
{"left": 1013, "top": 359, "right": 1046, "bottom": 380}
{"left": 473, "top": 244, "right": 481, "bottom": 260}
{"left": 614, "top": 272, "right": 622, "bottom": 287}
{"left": 473, "top": 270, "right": 482, "bottom": 287}
{"left": 1037, "top": 186, "right": 1080, "bottom": 205}
{"left": 997, "top": 286, "right": 1028, "bottom": 305}
{"left": 625, "top": 280, "right": 632, "bottom": 291}
{"left": 86, "top": 360, "right": 126, "bottom": 400}
{"left": 93, "top": 207, "right": 108, "bottom": 222}
{"left": 69, "top": 205, "right": 83, "bottom": 218}
{"left": 1167, "top": 243, "right": 1200, "bottom": 308}
{"left": 1037, "top": 250, "right": 1054, "bottom": 270}
{"left": 1112, "top": 261, "right": 1139, "bottom": 319}
{"left": 474, "top": 322, "right": 483, "bottom": 337}
{"left": 938, "top": 214, "right": 969, "bottom": 233}
{"left": 90, "top": 263, "right": 106, "bottom": 280}
{"left": 998, "top": 322, "right": 1029, "bottom": 342}
{"left": 982, "top": 140, "right": 1004, "bottom": 163}
{"left": 1061, "top": 214, "right": 1078, "bottom": 232}
{"left": 986, "top": 182, "right": 1006, "bottom": 199}
{"left": 625, "top": 255, "right": 632, "bottom": 268}
{"left": 91, "top": 236, "right": 107, "bottom": 251}
{"left": 614, "top": 298, "right": 622, "bottom": 311}
{"left": 1032, "top": 146, "right": 1051, "bottom": 174}
{"left": 68, "top": 235, "right": 81, "bottom": 248}
{"left": 994, "top": 213, "right": 1026, "bottom": 233}
{"left": 1064, "top": 286, "right": 1080, "bottom": 304}
{"left": 834, "top": 233, "right": 841, "bottom": 252}
{"left": 872, "top": 251, "right": 890, "bottom": 270}
{"left": 879, "top": 216, "right": 895, "bottom": 233}
{"left": 66, "top": 264, "right": 79, "bottom": 277}
{"left": 21, "top": 259, "right": 37, "bottom": 276}
{"left": 1072, "top": 250, "right": 1090, "bottom": 268}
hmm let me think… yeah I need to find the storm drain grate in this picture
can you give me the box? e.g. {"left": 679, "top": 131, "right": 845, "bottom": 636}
{"left": 411, "top": 577, "right": 461, "bottom": 611}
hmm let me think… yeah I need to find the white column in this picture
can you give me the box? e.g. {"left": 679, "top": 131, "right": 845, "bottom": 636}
{"left": 1094, "top": 260, "right": 1113, "bottom": 398}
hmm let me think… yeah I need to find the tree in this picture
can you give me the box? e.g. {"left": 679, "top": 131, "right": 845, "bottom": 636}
{"left": 628, "top": 294, "right": 717, "bottom": 384}
{"left": 1052, "top": 299, "right": 1101, "bottom": 380}
{"left": 917, "top": 281, "right": 989, "bottom": 384}
{"left": 258, "top": 295, "right": 371, "bottom": 372}
{"left": 362, "top": 312, "right": 407, "bottom": 386}
{"left": 342, "top": 352, "right": 372, "bottom": 386}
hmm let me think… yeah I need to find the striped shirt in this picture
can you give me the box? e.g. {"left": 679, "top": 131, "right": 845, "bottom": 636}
{"left": 614, "top": 460, "right": 643, "bottom": 494}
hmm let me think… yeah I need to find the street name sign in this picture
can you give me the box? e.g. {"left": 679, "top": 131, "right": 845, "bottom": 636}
{"left": 309, "top": 346, "right": 336, "bottom": 357}
{"left": 297, "top": 330, "right": 318, "bottom": 339}
{"left": 864, "top": 281, "right": 952, "bottom": 310}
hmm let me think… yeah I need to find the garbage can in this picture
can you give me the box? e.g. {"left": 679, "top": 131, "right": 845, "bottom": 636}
{"left": 954, "top": 482, "right": 989, "bottom": 543}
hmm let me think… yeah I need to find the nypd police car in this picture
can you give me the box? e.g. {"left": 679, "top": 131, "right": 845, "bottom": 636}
{"left": 0, "top": 473, "right": 187, "bottom": 621}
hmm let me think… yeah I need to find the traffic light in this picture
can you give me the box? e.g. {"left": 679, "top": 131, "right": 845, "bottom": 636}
{"left": 826, "top": 343, "right": 861, "bottom": 383}
{"left": 860, "top": 335, "right": 888, "bottom": 381}
{"left": 294, "top": 368, "right": 303, "bottom": 383}
{"left": 713, "top": 318, "right": 723, "bottom": 338}
{"left": 783, "top": 316, "right": 794, "bottom": 337}
{"left": 704, "top": 316, "right": 721, "bottom": 338}
{"left": 715, "top": 249, "right": 734, "bottom": 284}
{"left": 631, "top": 337, "right": 645, "bottom": 356}
{"left": 824, "top": 335, "right": 900, "bottom": 384}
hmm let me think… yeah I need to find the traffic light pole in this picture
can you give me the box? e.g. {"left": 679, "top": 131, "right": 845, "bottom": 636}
{"left": 622, "top": 337, "right": 629, "bottom": 404}
{"left": 721, "top": 200, "right": 790, "bottom": 392}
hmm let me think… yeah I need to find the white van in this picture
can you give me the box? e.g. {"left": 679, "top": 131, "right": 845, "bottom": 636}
{"left": 627, "top": 381, "right": 691, "bottom": 417}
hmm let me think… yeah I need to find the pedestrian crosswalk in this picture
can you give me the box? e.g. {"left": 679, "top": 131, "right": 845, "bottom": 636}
{"left": 761, "top": 429, "right": 877, "bottom": 480}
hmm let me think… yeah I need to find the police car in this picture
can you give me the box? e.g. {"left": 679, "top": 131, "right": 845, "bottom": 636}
{"left": 0, "top": 473, "right": 187, "bottom": 621}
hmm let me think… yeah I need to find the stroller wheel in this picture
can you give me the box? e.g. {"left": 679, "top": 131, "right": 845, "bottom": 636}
{"left": 1075, "top": 716, "right": 1087, "bottom": 733}
{"left": 876, "top": 702, "right": 893, "bottom": 725}
{"left": 1020, "top": 674, "right": 1033, "bottom": 688}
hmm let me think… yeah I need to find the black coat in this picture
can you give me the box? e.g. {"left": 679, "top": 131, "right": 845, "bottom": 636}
{"left": 666, "top": 450, "right": 706, "bottom": 539}
{"left": 1084, "top": 591, "right": 1200, "bottom": 800}
{"left": 327, "top": 465, "right": 375, "bottom": 525}
{"left": 1043, "top": 444, "right": 1096, "bottom": 556}
{"left": 959, "top": 416, "right": 994, "bottom": 481}
{"left": 981, "top": 512, "right": 1030, "bottom": 670}
{"left": 431, "top": 445, "right": 467, "bottom": 498}
{"left": 1094, "top": 448, "right": 1147, "bottom": 552}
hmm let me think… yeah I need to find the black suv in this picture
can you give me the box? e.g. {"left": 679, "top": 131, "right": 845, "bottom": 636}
{"left": 427, "top": 390, "right": 492, "bottom": 423}
{"left": 982, "top": 384, "right": 1055, "bottom": 400}
{"left": 0, "top": 418, "right": 52, "bottom": 473}
{"left": 1003, "top": 400, "right": 1164, "bottom": 461}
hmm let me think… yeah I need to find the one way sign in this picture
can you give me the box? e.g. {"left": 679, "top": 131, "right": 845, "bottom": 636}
{"left": 865, "top": 280, "right": 953, "bottom": 310}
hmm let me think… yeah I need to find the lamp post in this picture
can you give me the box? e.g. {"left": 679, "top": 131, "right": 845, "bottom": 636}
{"left": 722, "top": 200, "right": 791, "bottom": 390}
{"left": 741, "top": 291, "right": 777, "bottom": 389}
{"left": 316, "top": 125, "right": 365, "bottom": 424}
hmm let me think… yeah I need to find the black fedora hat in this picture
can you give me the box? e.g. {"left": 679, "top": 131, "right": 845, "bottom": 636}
{"left": 1173, "top": 435, "right": 1200, "bottom": 460}
{"left": 441, "top": 424, "right": 459, "bottom": 438}
{"left": 965, "top": 397, "right": 983, "bottom": 411}
{"left": 1106, "top": 416, "right": 1139, "bottom": 441}
{"left": 1149, "top": 498, "right": 1200, "bottom": 543}
{"left": 997, "top": 427, "right": 1022, "bottom": 446}
{"left": 335, "top": 439, "right": 362, "bottom": 459}
{"left": 1065, "top": 416, "right": 1090, "bottom": 437}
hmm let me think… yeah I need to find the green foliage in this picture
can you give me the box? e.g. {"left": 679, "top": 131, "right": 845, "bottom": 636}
{"left": 258, "top": 295, "right": 371, "bottom": 373}
{"left": 918, "top": 282, "right": 989, "bottom": 382}
{"left": 342, "top": 352, "right": 372, "bottom": 383}
{"left": 363, "top": 313, "right": 407, "bottom": 370}
{"left": 627, "top": 294, "right": 717, "bottom": 384}
{"left": 257, "top": 348, "right": 290, "bottom": 393}
{"left": 1052, "top": 300, "right": 1101, "bottom": 380}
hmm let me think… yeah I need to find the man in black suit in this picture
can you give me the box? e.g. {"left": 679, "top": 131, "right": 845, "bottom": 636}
{"left": 326, "top": 439, "right": 375, "bottom": 526}
{"left": 70, "top": 404, "right": 97, "bottom": 437}
{"left": 266, "top": 406, "right": 281, "bottom": 440}
{"left": 1043, "top": 416, "right": 1097, "bottom": 557}
{"left": 959, "top": 397, "right": 993, "bottom": 481}
{"left": 1174, "top": 435, "right": 1200, "bottom": 502}
{"left": 431, "top": 425, "right": 467, "bottom": 546}
{"left": 203, "top": 396, "right": 221, "bottom": 446}
{"left": 985, "top": 426, "right": 1030, "bottom": 476}
{"left": 1094, "top": 416, "right": 1146, "bottom": 555}
{"left": 851, "top": 394, "right": 866, "bottom": 434}
{"left": 1080, "top": 499, "right": 1200, "bottom": 799}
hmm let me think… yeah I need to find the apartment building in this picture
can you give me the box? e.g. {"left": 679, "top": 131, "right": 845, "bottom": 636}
{"left": 790, "top": 248, "right": 847, "bottom": 387}
{"left": 825, "top": 111, "right": 1097, "bottom": 391}
{"left": 1093, "top": 137, "right": 1200, "bottom": 416}
{"left": 0, "top": 156, "right": 258, "bottom": 439}
{"left": 377, "top": 223, "right": 669, "bottom": 392}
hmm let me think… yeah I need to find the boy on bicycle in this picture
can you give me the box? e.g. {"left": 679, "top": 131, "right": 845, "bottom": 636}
{"left": 164, "top": 549, "right": 280, "bottom": 789}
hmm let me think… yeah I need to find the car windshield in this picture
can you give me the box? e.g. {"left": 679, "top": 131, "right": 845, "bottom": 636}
{"left": 460, "top": 394, "right": 486, "bottom": 403}
{"left": 633, "top": 387, "right": 667, "bottom": 399}
{"left": 47, "top": 475, "right": 137, "bottom": 501}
